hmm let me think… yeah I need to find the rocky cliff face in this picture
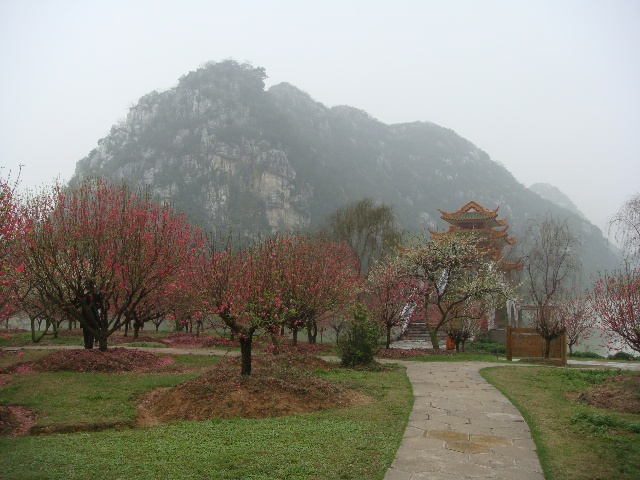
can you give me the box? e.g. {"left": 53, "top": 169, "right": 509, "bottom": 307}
{"left": 73, "top": 60, "right": 619, "bottom": 277}
{"left": 75, "top": 62, "right": 314, "bottom": 234}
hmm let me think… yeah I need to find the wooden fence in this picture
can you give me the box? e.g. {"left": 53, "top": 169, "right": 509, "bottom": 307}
{"left": 506, "top": 326, "right": 567, "bottom": 365}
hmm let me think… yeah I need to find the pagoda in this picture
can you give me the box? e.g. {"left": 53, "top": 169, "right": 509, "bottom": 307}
{"left": 430, "top": 200, "right": 520, "bottom": 273}
{"left": 430, "top": 201, "right": 521, "bottom": 329}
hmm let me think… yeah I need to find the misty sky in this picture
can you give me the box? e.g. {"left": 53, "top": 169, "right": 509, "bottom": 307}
{"left": 1, "top": 0, "right": 638, "bottom": 234}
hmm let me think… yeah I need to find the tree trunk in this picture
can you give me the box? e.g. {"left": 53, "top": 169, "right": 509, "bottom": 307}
{"left": 544, "top": 338, "right": 551, "bottom": 358}
{"left": 29, "top": 317, "right": 47, "bottom": 344}
{"left": 386, "top": 326, "right": 392, "bottom": 349}
{"left": 269, "top": 326, "right": 280, "bottom": 355}
{"left": 427, "top": 324, "right": 440, "bottom": 349}
{"left": 307, "top": 321, "right": 318, "bottom": 344}
{"left": 97, "top": 335, "right": 108, "bottom": 352}
{"left": 291, "top": 327, "right": 298, "bottom": 346}
{"left": 239, "top": 335, "right": 253, "bottom": 376}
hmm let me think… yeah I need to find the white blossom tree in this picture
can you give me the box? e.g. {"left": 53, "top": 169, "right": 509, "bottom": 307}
{"left": 398, "top": 233, "right": 513, "bottom": 349}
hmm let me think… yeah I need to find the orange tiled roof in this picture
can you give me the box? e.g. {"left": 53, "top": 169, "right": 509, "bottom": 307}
{"left": 439, "top": 201, "right": 499, "bottom": 221}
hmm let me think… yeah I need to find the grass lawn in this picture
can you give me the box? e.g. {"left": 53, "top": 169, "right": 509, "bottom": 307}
{"left": 481, "top": 365, "right": 640, "bottom": 480}
{"left": 0, "top": 352, "right": 413, "bottom": 480}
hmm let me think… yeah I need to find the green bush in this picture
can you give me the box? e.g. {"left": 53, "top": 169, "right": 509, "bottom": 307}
{"left": 468, "top": 340, "right": 506, "bottom": 356}
{"left": 608, "top": 351, "right": 639, "bottom": 361}
{"left": 569, "top": 350, "right": 604, "bottom": 359}
{"left": 337, "top": 304, "right": 381, "bottom": 367}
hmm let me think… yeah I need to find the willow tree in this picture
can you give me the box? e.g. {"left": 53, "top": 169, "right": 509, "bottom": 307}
{"left": 326, "top": 198, "right": 400, "bottom": 275}
{"left": 608, "top": 193, "right": 640, "bottom": 266}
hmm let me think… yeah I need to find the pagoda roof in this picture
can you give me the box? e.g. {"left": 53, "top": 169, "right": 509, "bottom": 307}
{"left": 439, "top": 201, "right": 503, "bottom": 226}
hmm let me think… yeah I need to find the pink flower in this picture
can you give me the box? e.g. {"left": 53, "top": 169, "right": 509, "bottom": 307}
{"left": 15, "top": 264, "right": 25, "bottom": 273}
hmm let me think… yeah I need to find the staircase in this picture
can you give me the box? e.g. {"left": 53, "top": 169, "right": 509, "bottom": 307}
{"left": 402, "top": 320, "right": 430, "bottom": 341}
{"left": 400, "top": 320, "right": 448, "bottom": 348}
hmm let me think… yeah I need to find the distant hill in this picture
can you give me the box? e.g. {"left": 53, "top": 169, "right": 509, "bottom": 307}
{"left": 529, "top": 183, "right": 587, "bottom": 220}
{"left": 73, "top": 60, "right": 619, "bottom": 280}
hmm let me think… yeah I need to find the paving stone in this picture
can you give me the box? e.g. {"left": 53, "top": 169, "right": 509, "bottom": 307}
{"left": 383, "top": 361, "right": 543, "bottom": 480}
{"left": 402, "top": 426, "right": 426, "bottom": 438}
{"left": 410, "top": 419, "right": 453, "bottom": 431}
{"left": 491, "top": 445, "right": 541, "bottom": 460}
{"left": 470, "top": 433, "right": 513, "bottom": 447}
{"left": 446, "top": 440, "right": 491, "bottom": 454}
{"left": 515, "top": 458, "right": 544, "bottom": 473}
{"left": 448, "top": 423, "right": 500, "bottom": 436}
{"left": 429, "top": 414, "right": 471, "bottom": 425}
{"left": 402, "top": 435, "right": 448, "bottom": 450}
{"left": 426, "top": 430, "right": 469, "bottom": 442}
{"left": 472, "top": 452, "right": 518, "bottom": 469}
{"left": 388, "top": 457, "right": 444, "bottom": 474}
{"left": 486, "top": 412, "right": 526, "bottom": 422}
{"left": 441, "top": 460, "right": 495, "bottom": 477}
{"left": 512, "top": 438, "right": 538, "bottom": 450}
{"left": 383, "top": 468, "right": 414, "bottom": 480}
{"left": 493, "top": 466, "right": 545, "bottom": 480}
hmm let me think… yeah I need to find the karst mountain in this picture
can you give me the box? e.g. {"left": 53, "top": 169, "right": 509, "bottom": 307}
{"left": 73, "top": 60, "right": 618, "bottom": 278}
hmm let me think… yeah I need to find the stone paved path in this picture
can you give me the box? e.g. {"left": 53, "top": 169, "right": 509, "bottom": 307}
{"left": 384, "top": 362, "right": 545, "bottom": 480}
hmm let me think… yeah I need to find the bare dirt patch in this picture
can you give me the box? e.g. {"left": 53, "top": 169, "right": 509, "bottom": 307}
{"left": 0, "top": 348, "right": 176, "bottom": 374}
{"left": 375, "top": 347, "right": 455, "bottom": 359}
{"left": 0, "top": 405, "right": 37, "bottom": 437}
{"left": 576, "top": 374, "right": 640, "bottom": 414}
{"left": 135, "top": 353, "right": 373, "bottom": 426}
{"left": 1, "top": 348, "right": 373, "bottom": 436}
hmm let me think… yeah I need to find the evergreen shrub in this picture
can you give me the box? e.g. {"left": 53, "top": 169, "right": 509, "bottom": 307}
{"left": 337, "top": 304, "right": 381, "bottom": 367}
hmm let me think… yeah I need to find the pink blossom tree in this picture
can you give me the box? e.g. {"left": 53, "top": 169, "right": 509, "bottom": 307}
{"left": 197, "top": 234, "right": 361, "bottom": 375}
{"left": 280, "top": 235, "right": 361, "bottom": 345}
{"left": 365, "top": 259, "right": 420, "bottom": 348}
{"left": 17, "top": 178, "right": 204, "bottom": 351}
{"left": 0, "top": 172, "right": 23, "bottom": 327}
{"left": 590, "top": 265, "right": 640, "bottom": 354}
{"left": 197, "top": 237, "right": 293, "bottom": 375}
{"left": 556, "top": 289, "right": 592, "bottom": 356}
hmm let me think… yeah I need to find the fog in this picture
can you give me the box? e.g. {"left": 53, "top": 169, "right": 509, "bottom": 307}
{"left": 1, "top": 0, "right": 638, "bottom": 233}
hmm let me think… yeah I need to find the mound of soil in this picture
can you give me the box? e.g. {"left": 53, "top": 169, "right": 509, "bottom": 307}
{"left": 0, "top": 348, "right": 175, "bottom": 374}
{"left": 576, "top": 374, "right": 640, "bottom": 414}
{"left": 135, "top": 354, "right": 373, "bottom": 426}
